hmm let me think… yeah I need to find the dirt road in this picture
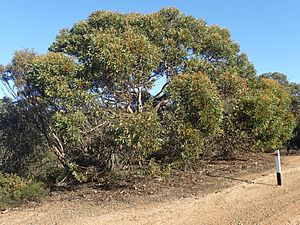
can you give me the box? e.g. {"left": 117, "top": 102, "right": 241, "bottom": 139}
{"left": 1, "top": 155, "right": 300, "bottom": 225}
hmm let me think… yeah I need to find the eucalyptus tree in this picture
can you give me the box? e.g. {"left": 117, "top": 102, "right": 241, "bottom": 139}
{"left": 259, "top": 72, "right": 300, "bottom": 150}
{"left": 2, "top": 8, "right": 295, "bottom": 182}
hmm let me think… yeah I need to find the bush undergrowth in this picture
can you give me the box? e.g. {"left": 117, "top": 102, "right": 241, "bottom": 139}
{"left": 0, "top": 172, "right": 46, "bottom": 210}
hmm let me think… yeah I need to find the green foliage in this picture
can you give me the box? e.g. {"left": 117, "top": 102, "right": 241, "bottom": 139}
{"left": 206, "top": 73, "right": 296, "bottom": 157}
{"left": 50, "top": 7, "right": 255, "bottom": 86}
{"left": 95, "top": 111, "right": 164, "bottom": 171}
{"left": 289, "top": 83, "right": 300, "bottom": 117}
{"left": 217, "top": 73, "right": 249, "bottom": 137}
{"left": 259, "top": 73, "right": 300, "bottom": 150}
{"left": 0, "top": 99, "right": 48, "bottom": 174}
{"left": 3, "top": 49, "right": 36, "bottom": 88}
{"left": 210, "top": 73, "right": 252, "bottom": 158}
{"left": 175, "top": 123, "right": 203, "bottom": 161}
{"left": 113, "top": 111, "right": 163, "bottom": 159}
{"left": 259, "top": 72, "right": 289, "bottom": 86}
{"left": 0, "top": 173, "right": 45, "bottom": 210}
{"left": 218, "top": 73, "right": 249, "bottom": 99}
{"left": 25, "top": 150, "right": 66, "bottom": 186}
{"left": 54, "top": 111, "right": 88, "bottom": 145}
{"left": 289, "top": 83, "right": 300, "bottom": 149}
{"left": 159, "top": 72, "right": 223, "bottom": 162}
{"left": 51, "top": 15, "right": 162, "bottom": 107}
{"left": 168, "top": 72, "right": 223, "bottom": 135}
{"left": 159, "top": 110, "right": 203, "bottom": 163}
{"left": 148, "top": 158, "right": 172, "bottom": 178}
{"left": 237, "top": 78, "right": 296, "bottom": 150}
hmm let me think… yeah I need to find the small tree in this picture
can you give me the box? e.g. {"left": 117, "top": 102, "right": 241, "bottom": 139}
{"left": 238, "top": 78, "right": 296, "bottom": 150}
{"left": 210, "top": 73, "right": 251, "bottom": 158}
{"left": 162, "top": 72, "right": 223, "bottom": 161}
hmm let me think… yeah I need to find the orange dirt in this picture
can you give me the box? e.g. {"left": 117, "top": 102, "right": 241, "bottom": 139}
{"left": 1, "top": 154, "right": 300, "bottom": 225}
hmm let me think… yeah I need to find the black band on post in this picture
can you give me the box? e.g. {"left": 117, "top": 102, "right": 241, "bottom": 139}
{"left": 277, "top": 172, "right": 282, "bottom": 186}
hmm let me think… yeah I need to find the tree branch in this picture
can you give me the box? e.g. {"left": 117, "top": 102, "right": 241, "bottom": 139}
{"left": 153, "top": 81, "right": 170, "bottom": 100}
{"left": 127, "top": 104, "right": 134, "bottom": 113}
{"left": 137, "top": 86, "right": 143, "bottom": 113}
{"left": 155, "top": 99, "right": 169, "bottom": 111}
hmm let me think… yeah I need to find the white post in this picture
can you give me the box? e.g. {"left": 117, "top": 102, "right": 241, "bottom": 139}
{"left": 274, "top": 150, "right": 282, "bottom": 186}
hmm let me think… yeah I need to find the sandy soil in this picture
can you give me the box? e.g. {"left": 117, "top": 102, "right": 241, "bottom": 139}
{"left": 1, "top": 155, "right": 300, "bottom": 225}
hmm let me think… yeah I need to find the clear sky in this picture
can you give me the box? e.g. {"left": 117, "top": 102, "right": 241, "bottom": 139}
{"left": 1, "top": 0, "right": 299, "bottom": 97}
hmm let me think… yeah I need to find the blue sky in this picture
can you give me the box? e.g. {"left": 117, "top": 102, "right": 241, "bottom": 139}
{"left": 1, "top": 0, "right": 299, "bottom": 97}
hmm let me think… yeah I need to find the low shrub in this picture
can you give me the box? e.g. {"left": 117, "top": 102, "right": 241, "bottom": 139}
{"left": 0, "top": 172, "right": 46, "bottom": 210}
{"left": 94, "top": 110, "right": 164, "bottom": 172}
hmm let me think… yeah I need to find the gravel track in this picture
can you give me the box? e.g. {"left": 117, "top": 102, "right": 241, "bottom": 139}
{"left": 1, "top": 155, "right": 300, "bottom": 225}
